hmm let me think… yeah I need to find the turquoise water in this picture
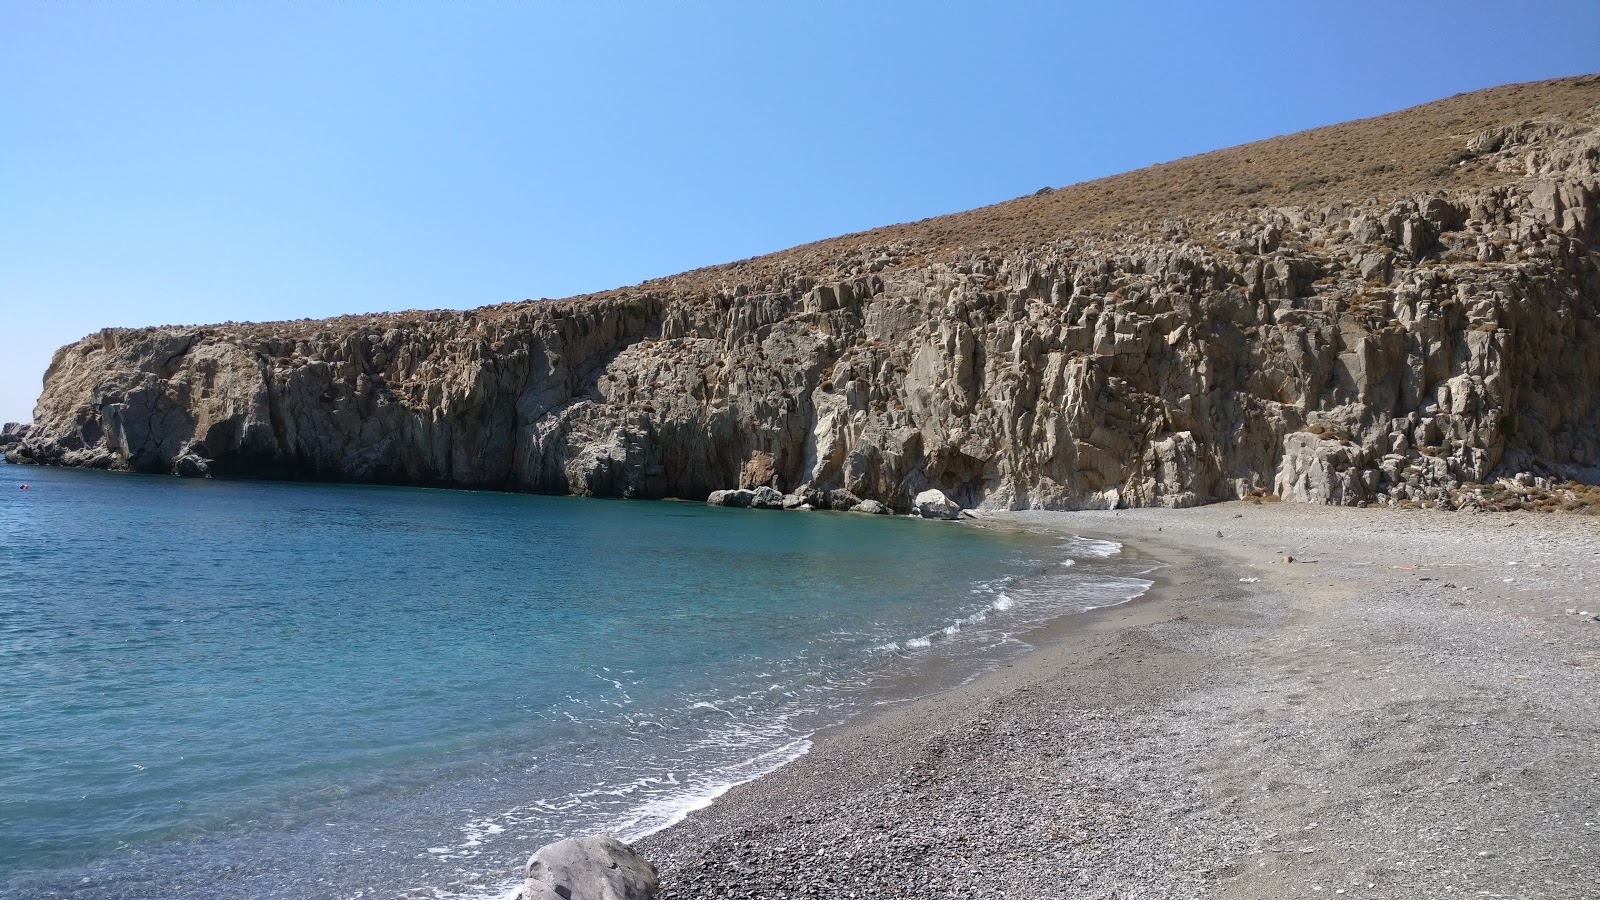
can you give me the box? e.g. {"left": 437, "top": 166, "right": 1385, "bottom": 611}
{"left": 0, "top": 463, "right": 1152, "bottom": 899}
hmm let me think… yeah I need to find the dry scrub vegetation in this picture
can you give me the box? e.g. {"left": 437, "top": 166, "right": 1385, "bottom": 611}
{"left": 1457, "top": 478, "right": 1600, "bottom": 514}
{"left": 664, "top": 74, "right": 1600, "bottom": 293}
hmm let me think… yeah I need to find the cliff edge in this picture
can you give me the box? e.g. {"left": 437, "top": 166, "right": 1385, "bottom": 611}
{"left": 12, "top": 76, "right": 1600, "bottom": 511}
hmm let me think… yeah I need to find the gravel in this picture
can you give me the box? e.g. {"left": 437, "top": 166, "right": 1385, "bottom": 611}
{"left": 635, "top": 503, "right": 1600, "bottom": 899}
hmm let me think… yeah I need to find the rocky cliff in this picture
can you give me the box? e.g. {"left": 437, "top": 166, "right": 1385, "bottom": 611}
{"left": 12, "top": 77, "right": 1600, "bottom": 511}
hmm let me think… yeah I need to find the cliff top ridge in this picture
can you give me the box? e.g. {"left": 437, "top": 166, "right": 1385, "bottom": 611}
{"left": 131, "top": 74, "right": 1600, "bottom": 338}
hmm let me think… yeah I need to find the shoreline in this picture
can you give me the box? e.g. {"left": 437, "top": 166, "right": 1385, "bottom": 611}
{"left": 415, "top": 518, "right": 1166, "bottom": 900}
{"left": 635, "top": 503, "right": 1600, "bottom": 899}
{"left": 426, "top": 515, "right": 1167, "bottom": 900}
{"left": 772, "top": 522, "right": 1174, "bottom": 758}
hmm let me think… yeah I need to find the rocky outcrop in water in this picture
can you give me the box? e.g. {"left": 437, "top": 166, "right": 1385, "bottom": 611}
{"left": 11, "top": 80, "right": 1600, "bottom": 511}
{"left": 0, "top": 422, "right": 28, "bottom": 457}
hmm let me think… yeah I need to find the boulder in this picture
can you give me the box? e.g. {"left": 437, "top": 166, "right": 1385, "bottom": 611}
{"left": 173, "top": 453, "right": 212, "bottom": 478}
{"left": 521, "top": 835, "right": 658, "bottom": 900}
{"left": 748, "top": 486, "right": 784, "bottom": 509}
{"left": 824, "top": 489, "right": 860, "bottom": 512}
{"left": 706, "top": 488, "right": 755, "bottom": 508}
{"left": 914, "top": 489, "right": 962, "bottom": 520}
{"left": 0, "top": 422, "right": 28, "bottom": 459}
{"left": 1273, "top": 432, "right": 1372, "bottom": 504}
{"left": 852, "top": 499, "right": 888, "bottom": 514}
{"left": 708, "top": 487, "right": 782, "bottom": 509}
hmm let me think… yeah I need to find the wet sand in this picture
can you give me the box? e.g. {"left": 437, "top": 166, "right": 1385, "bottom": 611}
{"left": 636, "top": 503, "right": 1600, "bottom": 899}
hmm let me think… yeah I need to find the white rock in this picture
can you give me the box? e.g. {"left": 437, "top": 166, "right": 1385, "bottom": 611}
{"left": 914, "top": 489, "right": 962, "bottom": 520}
{"left": 522, "top": 835, "right": 658, "bottom": 900}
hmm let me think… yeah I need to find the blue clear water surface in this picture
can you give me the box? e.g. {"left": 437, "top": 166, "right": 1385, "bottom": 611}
{"left": 0, "top": 463, "right": 1150, "bottom": 898}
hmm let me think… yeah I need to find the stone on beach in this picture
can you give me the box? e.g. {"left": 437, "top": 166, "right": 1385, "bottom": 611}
{"left": 521, "top": 835, "right": 658, "bottom": 900}
{"left": 852, "top": 499, "right": 888, "bottom": 514}
{"left": 914, "top": 489, "right": 962, "bottom": 520}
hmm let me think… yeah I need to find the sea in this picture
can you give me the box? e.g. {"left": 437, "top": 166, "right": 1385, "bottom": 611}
{"left": 0, "top": 462, "right": 1155, "bottom": 899}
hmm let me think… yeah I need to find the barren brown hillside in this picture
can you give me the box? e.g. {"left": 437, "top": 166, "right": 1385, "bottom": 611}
{"left": 690, "top": 74, "right": 1600, "bottom": 284}
{"left": 217, "top": 74, "right": 1600, "bottom": 339}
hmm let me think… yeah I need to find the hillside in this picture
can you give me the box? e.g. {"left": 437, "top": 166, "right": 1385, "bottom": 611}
{"left": 9, "top": 75, "right": 1600, "bottom": 512}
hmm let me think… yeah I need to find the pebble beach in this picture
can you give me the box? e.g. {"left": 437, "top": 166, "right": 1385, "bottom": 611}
{"left": 636, "top": 503, "right": 1600, "bottom": 899}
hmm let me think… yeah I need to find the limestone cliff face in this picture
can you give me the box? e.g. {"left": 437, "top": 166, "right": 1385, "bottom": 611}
{"left": 13, "top": 82, "right": 1600, "bottom": 511}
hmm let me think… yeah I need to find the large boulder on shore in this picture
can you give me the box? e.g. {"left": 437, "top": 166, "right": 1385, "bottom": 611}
{"left": 825, "top": 488, "right": 861, "bottom": 511}
{"left": 706, "top": 488, "right": 754, "bottom": 508}
{"left": 748, "top": 485, "right": 784, "bottom": 509}
{"left": 521, "top": 835, "right": 658, "bottom": 900}
{"left": 173, "top": 453, "right": 212, "bottom": 478}
{"left": 707, "top": 486, "right": 784, "bottom": 509}
{"left": 914, "top": 488, "right": 963, "bottom": 520}
{"left": 852, "top": 499, "right": 888, "bottom": 514}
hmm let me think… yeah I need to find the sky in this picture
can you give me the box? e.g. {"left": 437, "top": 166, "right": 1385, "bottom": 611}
{"left": 2, "top": 2, "right": 1597, "bottom": 424}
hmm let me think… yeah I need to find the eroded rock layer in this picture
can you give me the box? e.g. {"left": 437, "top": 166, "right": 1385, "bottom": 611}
{"left": 13, "top": 78, "right": 1600, "bottom": 510}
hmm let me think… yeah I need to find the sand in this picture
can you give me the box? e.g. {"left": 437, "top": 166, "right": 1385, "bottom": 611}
{"left": 635, "top": 503, "right": 1600, "bottom": 898}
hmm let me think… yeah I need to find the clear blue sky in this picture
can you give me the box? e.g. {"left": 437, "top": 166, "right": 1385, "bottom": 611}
{"left": 3, "top": 2, "right": 1597, "bottom": 423}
